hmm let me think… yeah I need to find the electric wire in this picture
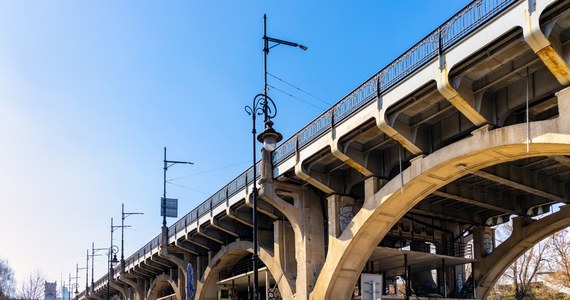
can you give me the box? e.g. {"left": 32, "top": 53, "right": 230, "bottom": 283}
{"left": 267, "top": 72, "right": 331, "bottom": 106}
{"left": 168, "top": 160, "right": 250, "bottom": 182}
{"left": 267, "top": 84, "right": 325, "bottom": 111}
{"left": 167, "top": 181, "right": 209, "bottom": 195}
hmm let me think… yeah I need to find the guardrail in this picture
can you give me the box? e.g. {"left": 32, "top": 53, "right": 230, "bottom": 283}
{"left": 86, "top": 0, "right": 520, "bottom": 295}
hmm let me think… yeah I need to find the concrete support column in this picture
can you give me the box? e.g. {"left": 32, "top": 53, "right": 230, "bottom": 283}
{"left": 196, "top": 256, "right": 203, "bottom": 283}
{"left": 177, "top": 267, "right": 186, "bottom": 300}
{"left": 326, "top": 194, "right": 356, "bottom": 240}
{"left": 118, "top": 275, "right": 145, "bottom": 300}
{"left": 472, "top": 226, "right": 495, "bottom": 290}
{"left": 293, "top": 189, "right": 326, "bottom": 299}
{"left": 272, "top": 220, "right": 296, "bottom": 298}
{"left": 273, "top": 220, "right": 296, "bottom": 283}
{"left": 259, "top": 149, "right": 326, "bottom": 298}
{"left": 364, "top": 177, "right": 382, "bottom": 202}
{"left": 556, "top": 87, "right": 570, "bottom": 133}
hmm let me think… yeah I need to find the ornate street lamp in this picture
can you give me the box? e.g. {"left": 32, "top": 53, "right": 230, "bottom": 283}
{"left": 107, "top": 218, "right": 120, "bottom": 300}
{"left": 244, "top": 14, "right": 306, "bottom": 300}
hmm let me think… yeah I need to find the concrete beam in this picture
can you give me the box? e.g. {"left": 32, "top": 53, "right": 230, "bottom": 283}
{"left": 295, "top": 159, "right": 337, "bottom": 194}
{"left": 210, "top": 217, "right": 242, "bottom": 237}
{"left": 470, "top": 169, "right": 566, "bottom": 203}
{"left": 196, "top": 223, "right": 226, "bottom": 245}
{"left": 432, "top": 190, "right": 516, "bottom": 214}
{"left": 185, "top": 232, "right": 214, "bottom": 251}
{"left": 523, "top": 1, "right": 570, "bottom": 85}
{"left": 437, "top": 64, "right": 488, "bottom": 126}
{"left": 174, "top": 240, "right": 201, "bottom": 256}
{"left": 331, "top": 137, "right": 375, "bottom": 177}
{"left": 225, "top": 205, "right": 253, "bottom": 228}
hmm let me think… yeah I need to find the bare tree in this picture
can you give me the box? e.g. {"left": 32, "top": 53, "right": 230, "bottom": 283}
{"left": 17, "top": 269, "right": 45, "bottom": 300}
{"left": 511, "top": 241, "right": 551, "bottom": 299}
{"left": 0, "top": 259, "right": 15, "bottom": 300}
{"left": 491, "top": 221, "right": 553, "bottom": 299}
{"left": 547, "top": 228, "right": 570, "bottom": 290}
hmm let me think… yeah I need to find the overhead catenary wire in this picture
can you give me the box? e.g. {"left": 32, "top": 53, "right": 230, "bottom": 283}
{"left": 267, "top": 84, "right": 325, "bottom": 111}
{"left": 267, "top": 72, "right": 331, "bottom": 106}
{"left": 167, "top": 181, "right": 209, "bottom": 195}
{"left": 168, "top": 160, "right": 250, "bottom": 182}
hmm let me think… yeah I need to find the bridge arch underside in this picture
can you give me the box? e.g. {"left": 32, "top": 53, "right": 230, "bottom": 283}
{"left": 147, "top": 274, "right": 178, "bottom": 300}
{"left": 313, "top": 117, "right": 570, "bottom": 299}
{"left": 298, "top": 2, "right": 570, "bottom": 297}
{"left": 196, "top": 241, "right": 289, "bottom": 300}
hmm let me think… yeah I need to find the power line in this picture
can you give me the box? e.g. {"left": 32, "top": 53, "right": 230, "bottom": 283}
{"left": 267, "top": 72, "right": 331, "bottom": 106}
{"left": 168, "top": 160, "right": 250, "bottom": 182}
{"left": 268, "top": 84, "right": 325, "bottom": 111}
{"left": 167, "top": 181, "right": 209, "bottom": 195}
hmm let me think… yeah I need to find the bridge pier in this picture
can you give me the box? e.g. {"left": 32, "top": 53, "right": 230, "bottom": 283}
{"left": 118, "top": 273, "right": 146, "bottom": 300}
{"left": 259, "top": 149, "right": 326, "bottom": 299}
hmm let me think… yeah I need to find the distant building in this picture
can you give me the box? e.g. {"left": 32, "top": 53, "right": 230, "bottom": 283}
{"left": 57, "top": 285, "right": 69, "bottom": 300}
{"left": 44, "top": 282, "right": 56, "bottom": 300}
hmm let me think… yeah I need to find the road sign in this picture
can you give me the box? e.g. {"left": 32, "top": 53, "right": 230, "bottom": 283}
{"left": 161, "top": 197, "right": 178, "bottom": 218}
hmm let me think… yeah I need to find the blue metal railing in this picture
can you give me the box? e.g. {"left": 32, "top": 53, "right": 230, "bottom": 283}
{"left": 88, "top": 0, "right": 520, "bottom": 294}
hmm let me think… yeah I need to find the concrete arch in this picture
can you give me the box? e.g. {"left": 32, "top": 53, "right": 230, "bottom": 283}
{"left": 147, "top": 274, "right": 178, "bottom": 300}
{"left": 477, "top": 205, "right": 570, "bottom": 298}
{"left": 310, "top": 89, "right": 570, "bottom": 299}
{"left": 195, "top": 240, "right": 292, "bottom": 300}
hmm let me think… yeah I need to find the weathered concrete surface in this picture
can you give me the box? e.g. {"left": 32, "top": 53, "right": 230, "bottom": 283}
{"left": 311, "top": 87, "right": 570, "bottom": 299}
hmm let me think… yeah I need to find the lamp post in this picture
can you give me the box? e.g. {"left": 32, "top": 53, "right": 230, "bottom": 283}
{"left": 244, "top": 14, "right": 306, "bottom": 300}
{"left": 69, "top": 273, "right": 78, "bottom": 300}
{"left": 84, "top": 251, "right": 90, "bottom": 295}
{"left": 89, "top": 242, "right": 106, "bottom": 293}
{"left": 75, "top": 263, "right": 88, "bottom": 294}
{"left": 121, "top": 203, "right": 143, "bottom": 273}
{"left": 108, "top": 218, "right": 120, "bottom": 300}
{"left": 161, "top": 147, "right": 192, "bottom": 236}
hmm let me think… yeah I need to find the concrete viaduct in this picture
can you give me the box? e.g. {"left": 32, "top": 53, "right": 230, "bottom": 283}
{"left": 77, "top": 0, "right": 570, "bottom": 299}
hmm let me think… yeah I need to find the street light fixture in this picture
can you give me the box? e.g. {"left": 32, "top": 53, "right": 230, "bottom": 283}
{"left": 244, "top": 14, "right": 306, "bottom": 300}
{"left": 107, "top": 218, "right": 120, "bottom": 300}
{"left": 121, "top": 203, "right": 143, "bottom": 273}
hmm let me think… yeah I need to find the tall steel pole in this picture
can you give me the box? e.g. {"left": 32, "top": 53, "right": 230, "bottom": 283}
{"left": 85, "top": 250, "right": 89, "bottom": 295}
{"left": 246, "top": 15, "right": 305, "bottom": 300}
{"left": 161, "top": 147, "right": 192, "bottom": 230}
{"left": 163, "top": 147, "right": 167, "bottom": 228}
{"left": 121, "top": 203, "right": 143, "bottom": 272}
{"left": 91, "top": 242, "right": 106, "bottom": 292}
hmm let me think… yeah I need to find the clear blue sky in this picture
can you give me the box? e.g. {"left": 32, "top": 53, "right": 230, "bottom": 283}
{"left": 0, "top": 0, "right": 471, "bottom": 291}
